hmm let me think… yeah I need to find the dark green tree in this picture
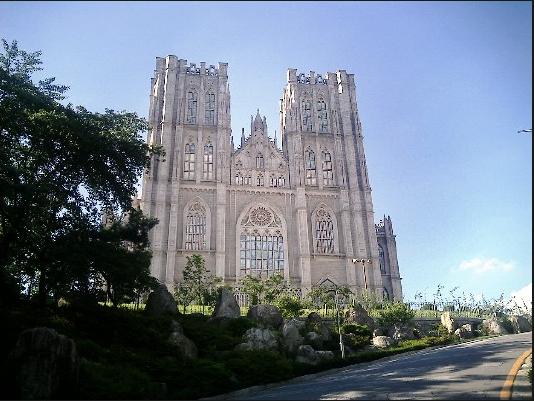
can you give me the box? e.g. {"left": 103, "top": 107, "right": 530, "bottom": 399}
{"left": 181, "top": 254, "right": 221, "bottom": 313}
{"left": 0, "top": 39, "right": 161, "bottom": 304}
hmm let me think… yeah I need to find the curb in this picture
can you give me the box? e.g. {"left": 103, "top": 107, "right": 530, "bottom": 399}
{"left": 500, "top": 348, "right": 533, "bottom": 400}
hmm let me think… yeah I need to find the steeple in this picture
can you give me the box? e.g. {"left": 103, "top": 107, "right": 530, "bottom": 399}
{"left": 251, "top": 109, "right": 267, "bottom": 135}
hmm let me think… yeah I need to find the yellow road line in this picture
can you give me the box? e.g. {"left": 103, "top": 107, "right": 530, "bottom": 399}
{"left": 499, "top": 348, "right": 532, "bottom": 400}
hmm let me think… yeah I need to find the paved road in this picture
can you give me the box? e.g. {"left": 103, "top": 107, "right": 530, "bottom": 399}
{"left": 232, "top": 332, "right": 532, "bottom": 400}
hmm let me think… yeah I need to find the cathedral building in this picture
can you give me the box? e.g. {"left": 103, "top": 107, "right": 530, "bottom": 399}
{"left": 140, "top": 56, "right": 403, "bottom": 300}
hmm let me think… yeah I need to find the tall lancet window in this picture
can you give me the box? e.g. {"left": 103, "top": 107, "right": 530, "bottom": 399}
{"left": 314, "top": 208, "right": 335, "bottom": 254}
{"left": 305, "top": 149, "right": 317, "bottom": 186}
{"left": 183, "top": 143, "right": 196, "bottom": 180}
{"left": 302, "top": 99, "right": 313, "bottom": 132}
{"left": 205, "top": 92, "right": 215, "bottom": 125}
{"left": 378, "top": 245, "right": 386, "bottom": 274}
{"left": 203, "top": 143, "right": 213, "bottom": 180}
{"left": 322, "top": 151, "right": 334, "bottom": 186}
{"left": 186, "top": 91, "right": 198, "bottom": 124}
{"left": 184, "top": 202, "right": 207, "bottom": 250}
{"left": 317, "top": 99, "right": 328, "bottom": 132}
{"left": 256, "top": 154, "right": 264, "bottom": 169}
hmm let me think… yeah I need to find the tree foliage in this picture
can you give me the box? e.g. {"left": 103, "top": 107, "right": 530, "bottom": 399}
{"left": 0, "top": 39, "right": 160, "bottom": 304}
{"left": 175, "top": 254, "right": 221, "bottom": 312}
{"left": 376, "top": 301, "right": 415, "bottom": 329}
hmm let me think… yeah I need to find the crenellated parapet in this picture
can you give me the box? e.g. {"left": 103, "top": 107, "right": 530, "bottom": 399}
{"left": 184, "top": 61, "right": 227, "bottom": 77}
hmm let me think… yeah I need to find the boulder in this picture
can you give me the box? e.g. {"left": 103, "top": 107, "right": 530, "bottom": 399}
{"left": 9, "top": 327, "right": 79, "bottom": 399}
{"left": 483, "top": 318, "right": 511, "bottom": 335}
{"left": 440, "top": 312, "right": 457, "bottom": 334}
{"left": 295, "top": 345, "right": 334, "bottom": 365}
{"left": 235, "top": 328, "right": 279, "bottom": 351}
{"left": 372, "top": 328, "right": 384, "bottom": 337}
{"left": 247, "top": 304, "right": 283, "bottom": 329}
{"left": 168, "top": 320, "right": 198, "bottom": 359}
{"left": 282, "top": 319, "right": 304, "bottom": 354}
{"left": 454, "top": 324, "right": 474, "bottom": 339}
{"left": 212, "top": 288, "right": 241, "bottom": 319}
{"left": 345, "top": 304, "right": 375, "bottom": 329}
{"left": 305, "top": 331, "right": 324, "bottom": 349}
{"left": 145, "top": 284, "right": 178, "bottom": 316}
{"left": 372, "top": 336, "right": 395, "bottom": 348}
{"left": 305, "top": 312, "right": 332, "bottom": 342}
{"left": 295, "top": 345, "right": 319, "bottom": 365}
{"left": 509, "top": 315, "right": 532, "bottom": 334}
{"left": 389, "top": 324, "right": 416, "bottom": 341}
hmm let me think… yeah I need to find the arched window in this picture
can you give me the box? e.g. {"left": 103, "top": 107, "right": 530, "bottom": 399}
{"left": 183, "top": 143, "right": 196, "bottom": 180}
{"left": 256, "top": 154, "right": 264, "bottom": 169}
{"left": 204, "top": 92, "right": 215, "bottom": 125}
{"left": 305, "top": 149, "right": 317, "bottom": 186}
{"left": 278, "top": 176, "right": 285, "bottom": 187}
{"left": 314, "top": 208, "right": 335, "bottom": 254}
{"left": 269, "top": 175, "right": 277, "bottom": 187}
{"left": 257, "top": 174, "right": 264, "bottom": 187}
{"left": 186, "top": 91, "right": 198, "bottom": 124}
{"left": 317, "top": 99, "right": 328, "bottom": 132}
{"left": 378, "top": 244, "right": 386, "bottom": 274}
{"left": 235, "top": 172, "right": 243, "bottom": 185}
{"left": 322, "top": 151, "right": 334, "bottom": 186}
{"left": 203, "top": 143, "right": 213, "bottom": 180}
{"left": 244, "top": 174, "right": 252, "bottom": 185}
{"left": 184, "top": 202, "right": 207, "bottom": 250}
{"left": 383, "top": 287, "right": 390, "bottom": 300}
{"left": 239, "top": 205, "right": 285, "bottom": 278}
{"left": 302, "top": 99, "right": 313, "bottom": 132}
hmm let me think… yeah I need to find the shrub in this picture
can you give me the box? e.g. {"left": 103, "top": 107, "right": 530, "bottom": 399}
{"left": 276, "top": 295, "right": 304, "bottom": 318}
{"left": 226, "top": 317, "right": 254, "bottom": 337}
{"left": 341, "top": 323, "right": 372, "bottom": 350}
{"left": 224, "top": 350, "right": 294, "bottom": 387}
{"left": 376, "top": 302, "right": 415, "bottom": 329}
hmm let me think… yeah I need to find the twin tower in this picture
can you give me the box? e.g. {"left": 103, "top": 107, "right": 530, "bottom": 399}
{"left": 140, "top": 56, "right": 403, "bottom": 300}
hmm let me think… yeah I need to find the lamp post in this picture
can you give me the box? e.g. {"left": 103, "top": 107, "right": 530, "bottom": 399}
{"left": 352, "top": 258, "right": 372, "bottom": 290}
{"left": 334, "top": 287, "right": 345, "bottom": 359}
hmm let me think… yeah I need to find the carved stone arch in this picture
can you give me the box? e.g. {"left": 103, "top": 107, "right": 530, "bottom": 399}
{"left": 182, "top": 197, "right": 211, "bottom": 250}
{"left": 235, "top": 201, "right": 289, "bottom": 281}
{"left": 311, "top": 203, "right": 340, "bottom": 254}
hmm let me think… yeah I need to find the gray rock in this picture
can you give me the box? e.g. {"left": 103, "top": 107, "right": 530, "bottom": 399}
{"left": 168, "top": 320, "right": 198, "bottom": 359}
{"left": 372, "top": 328, "right": 384, "bottom": 337}
{"left": 305, "top": 312, "right": 332, "bottom": 342}
{"left": 247, "top": 304, "right": 283, "bottom": 329}
{"left": 295, "top": 344, "right": 320, "bottom": 365}
{"left": 345, "top": 304, "right": 375, "bottom": 329}
{"left": 212, "top": 288, "right": 241, "bottom": 319}
{"left": 509, "top": 315, "right": 532, "bottom": 334}
{"left": 440, "top": 312, "right": 457, "bottom": 333}
{"left": 389, "top": 323, "right": 415, "bottom": 341}
{"left": 316, "top": 350, "right": 335, "bottom": 361}
{"left": 10, "top": 327, "right": 79, "bottom": 399}
{"left": 372, "top": 335, "right": 395, "bottom": 348}
{"left": 295, "top": 345, "right": 334, "bottom": 365}
{"left": 282, "top": 319, "right": 304, "bottom": 354}
{"left": 236, "top": 328, "right": 279, "bottom": 351}
{"left": 305, "top": 331, "right": 324, "bottom": 349}
{"left": 483, "top": 318, "right": 511, "bottom": 335}
{"left": 145, "top": 284, "right": 178, "bottom": 316}
{"left": 454, "top": 324, "right": 474, "bottom": 339}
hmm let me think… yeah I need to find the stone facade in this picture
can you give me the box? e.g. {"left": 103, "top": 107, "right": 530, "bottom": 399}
{"left": 140, "top": 56, "right": 403, "bottom": 300}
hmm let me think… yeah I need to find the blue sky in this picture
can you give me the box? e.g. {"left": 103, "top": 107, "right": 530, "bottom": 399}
{"left": 1, "top": 1, "right": 532, "bottom": 304}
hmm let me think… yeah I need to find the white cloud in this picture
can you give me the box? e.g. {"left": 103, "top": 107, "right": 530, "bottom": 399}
{"left": 509, "top": 283, "right": 533, "bottom": 312}
{"left": 457, "top": 257, "right": 514, "bottom": 274}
